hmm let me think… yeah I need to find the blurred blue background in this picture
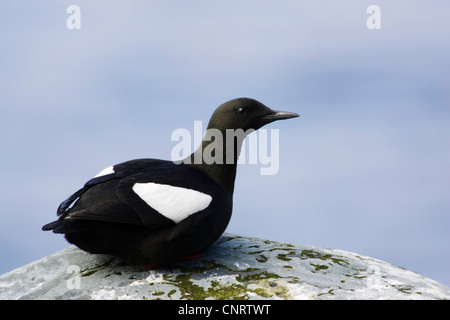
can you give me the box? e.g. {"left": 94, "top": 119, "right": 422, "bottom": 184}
{"left": 1, "top": 1, "right": 449, "bottom": 287}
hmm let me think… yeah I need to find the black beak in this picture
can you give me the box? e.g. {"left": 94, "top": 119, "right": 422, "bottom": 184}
{"left": 261, "top": 110, "right": 300, "bottom": 122}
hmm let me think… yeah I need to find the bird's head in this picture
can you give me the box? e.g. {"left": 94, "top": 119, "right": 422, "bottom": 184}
{"left": 207, "top": 98, "right": 299, "bottom": 133}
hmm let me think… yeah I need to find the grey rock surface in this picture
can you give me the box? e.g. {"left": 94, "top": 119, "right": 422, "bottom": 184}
{"left": 1, "top": 234, "right": 449, "bottom": 300}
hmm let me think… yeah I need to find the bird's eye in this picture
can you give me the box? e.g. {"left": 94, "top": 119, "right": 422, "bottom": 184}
{"left": 237, "top": 107, "right": 247, "bottom": 115}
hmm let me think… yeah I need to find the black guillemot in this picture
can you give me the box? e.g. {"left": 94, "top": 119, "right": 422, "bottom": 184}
{"left": 42, "top": 98, "right": 299, "bottom": 267}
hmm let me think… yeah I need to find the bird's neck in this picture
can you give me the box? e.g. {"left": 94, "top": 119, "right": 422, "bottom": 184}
{"left": 184, "top": 128, "right": 247, "bottom": 194}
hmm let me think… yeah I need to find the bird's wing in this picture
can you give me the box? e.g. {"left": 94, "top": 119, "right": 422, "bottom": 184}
{"left": 55, "top": 159, "right": 215, "bottom": 230}
{"left": 56, "top": 169, "right": 117, "bottom": 216}
{"left": 116, "top": 172, "right": 213, "bottom": 226}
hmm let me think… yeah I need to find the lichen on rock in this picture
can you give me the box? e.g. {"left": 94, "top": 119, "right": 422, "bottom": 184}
{"left": 0, "top": 234, "right": 449, "bottom": 300}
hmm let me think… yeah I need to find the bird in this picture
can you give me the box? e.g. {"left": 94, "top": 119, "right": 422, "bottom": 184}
{"left": 42, "top": 98, "right": 299, "bottom": 267}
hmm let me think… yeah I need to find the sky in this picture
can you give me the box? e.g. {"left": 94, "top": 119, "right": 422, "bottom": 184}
{"left": 0, "top": 1, "right": 449, "bottom": 288}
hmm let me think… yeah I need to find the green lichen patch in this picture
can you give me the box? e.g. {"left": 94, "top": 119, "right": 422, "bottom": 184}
{"left": 155, "top": 252, "right": 295, "bottom": 300}
{"left": 80, "top": 258, "right": 116, "bottom": 277}
{"left": 300, "top": 250, "right": 349, "bottom": 266}
{"left": 236, "top": 271, "right": 281, "bottom": 283}
{"left": 310, "top": 264, "right": 329, "bottom": 272}
{"left": 276, "top": 254, "right": 292, "bottom": 262}
{"left": 253, "top": 280, "right": 292, "bottom": 299}
{"left": 317, "top": 289, "right": 335, "bottom": 297}
{"left": 256, "top": 255, "right": 269, "bottom": 263}
{"left": 391, "top": 284, "right": 415, "bottom": 294}
{"left": 163, "top": 273, "right": 250, "bottom": 300}
{"left": 167, "top": 289, "right": 177, "bottom": 299}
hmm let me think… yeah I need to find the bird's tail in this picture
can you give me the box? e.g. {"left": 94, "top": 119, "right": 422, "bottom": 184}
{"left": 42, "top": 220, "right": 61, "bottom": 231}
{"left": 42, "top": 218, "right": 86, "bottom": 234}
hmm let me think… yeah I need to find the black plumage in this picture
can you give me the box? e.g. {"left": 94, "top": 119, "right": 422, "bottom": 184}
{"left": 42, "top": 98, "right": 299, "bottom": 266}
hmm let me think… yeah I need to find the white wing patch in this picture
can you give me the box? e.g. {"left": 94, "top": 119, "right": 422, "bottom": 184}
{"left": 132, "top": 182, "right": 212, "bottom": 224}
{"left": 93, "top": 165, "right": 114, "bottom": 178}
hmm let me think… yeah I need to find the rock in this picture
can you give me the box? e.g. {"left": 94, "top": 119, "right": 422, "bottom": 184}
{"left": 0, "top": 234, "right": 449, "bottom": 300}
